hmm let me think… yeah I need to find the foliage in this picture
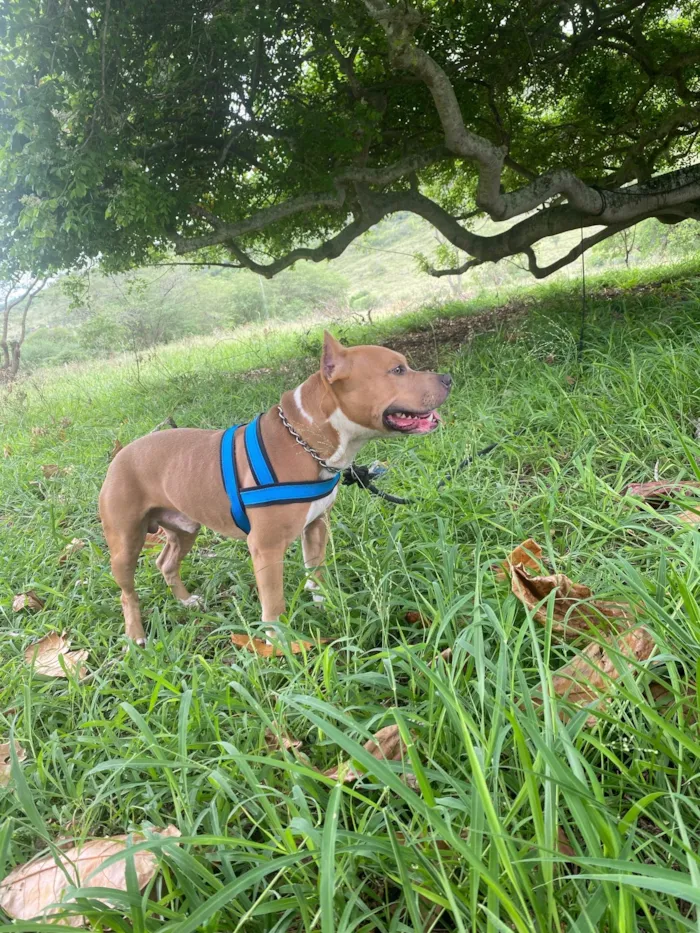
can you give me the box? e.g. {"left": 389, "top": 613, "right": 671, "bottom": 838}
{"left": 0, "top": 0, "right": 697, "bottom": 280}
{"left": 2, "top": 266, "right": 700, "bottom": 928}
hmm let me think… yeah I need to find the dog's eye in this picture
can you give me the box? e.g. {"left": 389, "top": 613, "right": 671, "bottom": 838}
{"left": 390, "top": 364, "right": 406, "bottom": 375}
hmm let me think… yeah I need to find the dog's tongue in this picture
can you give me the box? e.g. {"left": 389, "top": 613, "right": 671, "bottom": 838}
{"left": 388, "top": 410, "right": 439, "bottom": 433}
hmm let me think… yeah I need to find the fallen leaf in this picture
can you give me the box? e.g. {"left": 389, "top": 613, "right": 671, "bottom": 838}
{"left": 231, "top": 633, "right": 318, "bottom": 657}
{"left": 496, "top": 538, "right": 543, "bottom": 581}
{"left": 511, "top": 566, "right": 632, "bottom": 637}
{"left": 24, "top": 632, "right": 89, "bottom": 680}
{"left": 59, "top": 538, "right": 85, "bottom": 565}
{"left": 550, "top": 624, "right": 655, "bottom": 725}
{"left": 12, "top": 591, "right": 44, "bottom": 612}
{"left": 31, "top": 427, "right": 47, "bottom": 437}
{"left": 59, "top": 417, "right": 72, "bottom": 428}
{"left": 109, "top": 438, "right": 124, "bottom": 461}
{"left": 142, "top": 528, "right": 167, "bottom": 548}
{"left": 438, "top": 647, "right": 452, "bottom": 663}
{"left": 557, "top": 826, "right": 576, "bottom": 859}
{"left": 0, "top": 742, "right": 26, "bottom": 787}
{"left": 404, "top": 610, "right": 431, "bottom": 627}
{"left": 624, "top": 480, "right": 700, "bottom": 509}
{"left": 3, "top": 446, "right": 11, "bottom": 458}
{"left": 0, "top": 825, "right": 180, "bottom": 925}
{"left": 565, "top": 375, "right": 576, "bottom": 386}
{"left": 676, "top": 509, "right": 700, "bottom": 525}
{"left": 401, "top": 772, "right": 420, "bottom": 790}
{"left": 649, "top": 680, "right": 698, "bottom": 722}
{"left": 41, "top": 464, "right": 62, "bottom": 478}
{"left": 265, "top": 722, "right": 302, "bottom": 752}
{"left": 324, "top": 724, "right": 408, "bottom": 783}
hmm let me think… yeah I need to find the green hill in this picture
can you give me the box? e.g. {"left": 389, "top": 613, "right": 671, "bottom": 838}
{"left": 13, "top": 211, "right": 700, "bottom": 372}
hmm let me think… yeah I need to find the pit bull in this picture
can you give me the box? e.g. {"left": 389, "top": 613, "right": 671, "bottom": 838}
{"left": 99, "top": 332, "right": 452, "bottom": 645}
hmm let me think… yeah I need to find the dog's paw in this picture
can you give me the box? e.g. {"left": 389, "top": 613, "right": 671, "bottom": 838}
{"left": 304, "top": 579, "right": 325, "bottom": 605}
{"left": 181, "top": 594, "right": 204, "bottom": 610}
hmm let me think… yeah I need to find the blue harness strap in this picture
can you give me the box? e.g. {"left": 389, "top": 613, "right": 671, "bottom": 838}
{"left": 220, "top": 415, "right": 340, "bottom": 534}
{"left": 219, "top": 425, "right": 251, "bottom": 535}
{"left": 244, "top": 418, "right": 277, "bottom": 486}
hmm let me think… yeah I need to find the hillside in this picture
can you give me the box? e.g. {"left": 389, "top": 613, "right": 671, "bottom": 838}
{"left": 2, "top": 264, "right": 700, "bottom": 930}
{"left": 12, "top": 211, "right": 700, "bottom": 372}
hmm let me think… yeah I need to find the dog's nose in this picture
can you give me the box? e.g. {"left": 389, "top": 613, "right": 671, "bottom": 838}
{"left": 439, "top": 373, "right": 452, "bottom": 390}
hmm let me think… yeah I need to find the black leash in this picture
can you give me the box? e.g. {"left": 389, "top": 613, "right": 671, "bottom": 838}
{"left": 342, "top": 428, "right": 526, "bottom": 505}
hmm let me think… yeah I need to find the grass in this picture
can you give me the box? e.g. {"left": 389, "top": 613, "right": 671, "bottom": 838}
{"left": 2, "top": 260, "right": 700, "bottom": 930}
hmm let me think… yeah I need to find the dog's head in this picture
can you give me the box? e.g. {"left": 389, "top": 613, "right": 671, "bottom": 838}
{"left": 320, "top": 332, "right": 452, "bottom": 435}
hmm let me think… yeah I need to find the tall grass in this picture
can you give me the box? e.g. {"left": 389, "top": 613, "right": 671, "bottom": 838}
{"left": 1, "top": 263, "right": 700, "bottom": 930}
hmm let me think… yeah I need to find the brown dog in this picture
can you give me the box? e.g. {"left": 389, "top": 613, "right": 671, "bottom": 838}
{"left": 99, "top": 333, "right": 452, "bottom": 644}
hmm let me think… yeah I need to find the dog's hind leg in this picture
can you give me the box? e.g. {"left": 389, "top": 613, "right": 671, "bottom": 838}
{"left": 152, "top": 510, "right": 201, "bottom": 607}
{"left": 101, "top": 513, "right": 148, "bottom": 645}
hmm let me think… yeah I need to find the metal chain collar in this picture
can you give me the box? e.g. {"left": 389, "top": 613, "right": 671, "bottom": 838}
{"left": 276, "top": 405, "right": 343, "bottom": 474}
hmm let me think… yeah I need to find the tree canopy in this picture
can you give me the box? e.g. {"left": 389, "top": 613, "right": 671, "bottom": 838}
{"left": 0, "top": 0, "right": 698, "bottom": 280}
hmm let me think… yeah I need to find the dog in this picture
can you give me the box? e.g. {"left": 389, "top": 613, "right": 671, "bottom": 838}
{"left": 99, "top": 332, "right": 452, "bottom": 645}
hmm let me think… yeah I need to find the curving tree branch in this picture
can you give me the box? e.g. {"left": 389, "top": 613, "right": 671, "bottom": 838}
{"left": 168, "top": 0, "right": 700, "bottom": 281}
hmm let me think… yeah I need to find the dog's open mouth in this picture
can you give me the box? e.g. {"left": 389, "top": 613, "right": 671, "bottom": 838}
{"left": 383, "top": 408, "right": 441, "bottom": 434}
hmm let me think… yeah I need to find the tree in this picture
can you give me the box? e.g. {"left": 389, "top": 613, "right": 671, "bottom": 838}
{"left": 0, "top": 276, "right": 47, "bottom": 381}
{"left": 0, "top": 0, "right": 697, "bottom": 283}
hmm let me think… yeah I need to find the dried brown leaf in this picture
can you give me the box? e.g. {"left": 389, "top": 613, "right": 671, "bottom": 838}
{"left": 231, "top": 633, "right": 320, "bottom": 657}
{"left": 324, "top": 724, "right": 408, "bottom": 783}
{"left": 550, "top": 625, "right": 655, "bottom": 725}
{"left": 0, "top": 742, "right": 26, "bottom": 787}
{"left": 624, "top": 480, "right": 700, "bottom": 509}
{"left": 510, "top": 566, "right": 632, "bottom": 637}
{"left": 59, "top": 417, "right": 72, "bottom": 428}
{"left": 496, "top": 538, "right": 543, "bottom": 581}
{"left": 0, "top": 825, "right": 180, "bottom": 925}
{"left": 41, "top": 464, "right": 62, "bottom": 478}
{"left": 31, "top": 427, "right": 47, "bottom": 437}
{"left": 565, "top": 375, "right": 576, "bottom": 386}
{"left": 676, "top": 509, "right": 700, "bottom": 525}
{"left": 404, "top": 610, "right": 431, "bottom": 627}
{"left": 557, "top": 826, "right": 576, "bottom": 859}
{"left": 265, "top": 723, "right": 302, "bottom": 752}
{"left": 58, "top": 538, "right": 85, "bottom": 565}
{"left": 24, "top": 632, "right": 89, "bottom": 680}
{"left": 3, "top": 446, "right": 11, "bottom": 458}
{"left": 109, "top": 438, "right": 124, "bottom": 461}
{"left": 12, "top": 591, "right": 44, "bottom": 612}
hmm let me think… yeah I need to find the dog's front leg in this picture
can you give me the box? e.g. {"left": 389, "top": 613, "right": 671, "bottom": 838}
{"left": 248, "top": 536, "right": 287, "bottom": 632}
{"left": 302, "top": 514, "right": 329, "bottom": 603}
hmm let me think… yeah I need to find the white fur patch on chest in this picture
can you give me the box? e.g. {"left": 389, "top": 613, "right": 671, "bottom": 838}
{"left": 326, "top": 407, "right": 378, "bottom": 470}
{"left": 304, "top": 484, "right": 339, "bottom": 527}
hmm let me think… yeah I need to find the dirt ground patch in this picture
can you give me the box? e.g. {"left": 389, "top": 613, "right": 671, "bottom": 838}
{"left": 381, "top": 300, "right": 528, "bottom": 368}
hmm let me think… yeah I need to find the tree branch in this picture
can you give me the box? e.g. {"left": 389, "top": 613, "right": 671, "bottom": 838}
{"left": 523, "top": 226, "right": 627, "bottom": 279}
{"left": 363, "top": 0, "right": 700, "bottom": 223}
{"left": 175, "top": 149, "right": 446, "bottom": 255}
{"left": 224, "top": 199, "right": 401, "bottom": 277}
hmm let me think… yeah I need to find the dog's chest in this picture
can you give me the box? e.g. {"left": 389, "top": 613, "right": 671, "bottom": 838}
{"left": 304, "top": 485, "right": 339, "bottom": 526}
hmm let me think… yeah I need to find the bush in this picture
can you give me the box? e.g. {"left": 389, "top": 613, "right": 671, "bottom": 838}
{"left": 21, "top": 326, "right": 88, "bottom": 368}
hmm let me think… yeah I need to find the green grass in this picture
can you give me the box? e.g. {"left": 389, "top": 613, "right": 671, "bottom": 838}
{"left": 2, "top": 261, "right": 700, "bottom": 930}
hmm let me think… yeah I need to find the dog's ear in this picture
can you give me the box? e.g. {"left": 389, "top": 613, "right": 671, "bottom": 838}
{"left": 321, "top": 331, "right": 350, "bottom": 383}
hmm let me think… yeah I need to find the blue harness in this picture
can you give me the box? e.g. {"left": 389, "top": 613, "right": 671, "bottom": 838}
{"left": 219, "top": 415, "right": 340, "bottom": 534}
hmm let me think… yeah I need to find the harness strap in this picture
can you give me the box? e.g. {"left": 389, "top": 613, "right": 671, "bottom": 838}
{"left": 245, "top": 417, "right": 278, "bottom": 486}
{"left": 241, "top": 475, "right": 339, "bottom": 508}
{"left": 221, "top": 415, "right": 340, "bottom": 534}
{"left": 220, "top": 425, "right": 251, "bottom": 534}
